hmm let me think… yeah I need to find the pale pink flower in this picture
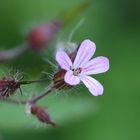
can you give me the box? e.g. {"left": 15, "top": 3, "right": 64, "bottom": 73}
{"left": 56, "top": 39, "right": 109, "bottom": 96}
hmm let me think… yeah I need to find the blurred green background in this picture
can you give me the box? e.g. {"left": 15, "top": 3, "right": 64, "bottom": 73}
{"left": 0, "top": 0, "right": 140, "bottom": 140}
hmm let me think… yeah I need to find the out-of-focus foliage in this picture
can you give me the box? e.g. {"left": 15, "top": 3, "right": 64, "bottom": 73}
{"left": 0, "top": 0, "right": 140, "bottom": 140}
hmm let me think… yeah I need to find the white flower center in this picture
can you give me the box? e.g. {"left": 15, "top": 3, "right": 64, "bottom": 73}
{"left": 70, "top": 67, "right": 82, "bottom": 76}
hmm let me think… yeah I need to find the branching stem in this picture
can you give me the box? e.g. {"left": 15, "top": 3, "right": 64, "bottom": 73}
{"left": 0, "top": 84, "right": 54, "bottom": 105}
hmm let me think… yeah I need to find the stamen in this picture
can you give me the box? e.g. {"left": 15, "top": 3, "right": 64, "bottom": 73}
{"left": 73, "top": 68, "right": 82, "bottom": 76}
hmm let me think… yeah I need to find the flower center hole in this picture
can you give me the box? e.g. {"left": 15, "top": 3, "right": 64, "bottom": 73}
{"left": 71, "top": 68, "right": 81, "bottom": 76}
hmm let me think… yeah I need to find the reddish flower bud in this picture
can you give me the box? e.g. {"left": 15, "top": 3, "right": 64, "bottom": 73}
{"left": 28, "top": 20, "right": 63, "bottom": 50}
{"left": 31, "top": 104, "right": 55, "bottom": 127}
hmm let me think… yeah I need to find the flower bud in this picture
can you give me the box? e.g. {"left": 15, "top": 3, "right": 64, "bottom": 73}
{"left": 31, "top": 104, "right": 56, "bottom": 127}
{"left": 28, "top": 20, "right": 62, "bottom": 50}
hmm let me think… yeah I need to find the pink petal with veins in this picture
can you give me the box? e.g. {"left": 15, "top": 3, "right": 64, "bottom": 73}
{"left": 73, "top": 39, "right": 96, "bottom": 68}
{"left": 64, "top": 70, "right": 80, "bottom": 85}
{"left": 81, "top": 56, "right": 109, "bottom": 75}
{"left": 56, "top": 51, "right": 72, "bottom": 70}
{"left": 80, "top": 75, "right": 104, "bottom": 96}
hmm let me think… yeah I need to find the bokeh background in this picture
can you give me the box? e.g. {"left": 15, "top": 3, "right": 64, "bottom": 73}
{"left": 0, "top": 0, "right": 140, "bottom": 140}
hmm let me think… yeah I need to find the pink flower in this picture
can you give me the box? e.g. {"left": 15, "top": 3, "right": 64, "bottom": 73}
{"left": 56, "top": 39, "right": 109, "bottom": 96}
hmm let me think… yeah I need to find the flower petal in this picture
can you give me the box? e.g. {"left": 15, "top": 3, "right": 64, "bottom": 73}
{"left": 64, "top": 70, "right": 80, "bottom": 85}
{"left": 81, "top": 56, "right": 109, "bottom": 75}
{"left": 73, "top": 39, "right": 96, "bottom": 68}
{"left": 56, "top": 51, "right": 72, "bottom": 70}
{"left": 80, "top": 75, "right": 103, "bottom": 96}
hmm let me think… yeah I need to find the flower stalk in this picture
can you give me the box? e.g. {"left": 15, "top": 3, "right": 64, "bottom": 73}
{"left": 0, "top": 83, "right": 55, "bottom": 126}
{"left": 0, "top": 84, "right": 53, "bottom": 105}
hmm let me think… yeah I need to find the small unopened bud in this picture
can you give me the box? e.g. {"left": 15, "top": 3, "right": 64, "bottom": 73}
{"left": 31, "top": 104, "right": 56, "bottom": 127}
{"left": 28, "top": 20, "right": 62, "bottom": 50}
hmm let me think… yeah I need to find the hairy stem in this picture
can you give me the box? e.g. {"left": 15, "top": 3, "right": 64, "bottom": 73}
{"left": 19, "top": 79, "right": 49, "bottom": 85}
{"left": 0, "top": 84, "right": 54, "bottom": 105}
{"left": 29, "top": 84, "right": 54, "bottom": 103}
